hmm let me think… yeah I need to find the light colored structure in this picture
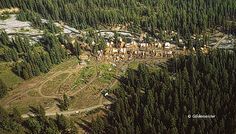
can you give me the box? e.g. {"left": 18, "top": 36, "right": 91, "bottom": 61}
{"left": 140, "top": 43, "right": 149, "bottom": 47}
{"left": 165, "top": 42, "right": 171, "bottom": 49}
{"left": 112, "top": 48, "right": 118, "bottom": 53}
{"left": 120, "top": 48, "right": 127, "bottom": 54}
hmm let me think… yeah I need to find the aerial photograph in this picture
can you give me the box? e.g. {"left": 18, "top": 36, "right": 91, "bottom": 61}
{"left": 0, "top": 0, "right": 235, "bottom": 134}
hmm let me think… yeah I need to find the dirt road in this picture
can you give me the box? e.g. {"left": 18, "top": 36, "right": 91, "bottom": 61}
{"left": 21, "top": 101, "right": 111, "bottom": 118}
{"left": 212, "top": 35, "right": 227, "bottom": 49}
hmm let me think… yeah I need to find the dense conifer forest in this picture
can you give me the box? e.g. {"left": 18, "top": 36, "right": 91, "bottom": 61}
{"left": 0, "top": 0, "right": 236, "bottom": 36}
{"left": 0, "top": 30, "right": 81, "bottom": 98}
{"left": 0, "top": 0, "right": 236, "bottom": 133}
{"left": 0, "top": 105, "right": 77, "bottom": 134}
{"left": 16, "top": 10, "right": 62, "bottom": 33}
{"left": 1, "top": 50, "right": 235, "bottom": 133}
{"left": 0, "top": 31, "right": 67, "bottom": 80}
{"left": 90, "top": 50, "right": 236, "bottom": 134}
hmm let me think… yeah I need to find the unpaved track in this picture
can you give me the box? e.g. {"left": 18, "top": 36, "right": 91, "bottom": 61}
{"left": 1, "top": 61, "right": 82, "bottom": 106}
{"left": 22, "top": 58, "right": 168, "bottom": 118}
{"left": 22, "top": 101, "right": 112, "bottom": 118}
{"left": 212, "top": 35, "right": 227, "bottom": 49}
{"left": 98, "top": 61, "right": 127, "bottom": 104}
{"left": 68, "top": 61, "right": 99, "bottom": 97}
{"left": 68, "top": 74, "right": 98, "bottom": 96}
{"left": 44, "top": 62, "right": 99, "bottom": 113}
{"left": 37, "top": 68, "right": 82, "bottom": 98}
{"left": 98, "top": 58, "right": 167, "bottom": 104}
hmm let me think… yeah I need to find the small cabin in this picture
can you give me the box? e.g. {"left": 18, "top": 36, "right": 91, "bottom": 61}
{"left": 164, "top": 42, "right": 171, "bottom": 49}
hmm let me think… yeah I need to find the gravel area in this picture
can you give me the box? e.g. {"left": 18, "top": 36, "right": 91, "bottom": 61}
{"left": 0, "top": 14, "right": 31, "bottom": 33}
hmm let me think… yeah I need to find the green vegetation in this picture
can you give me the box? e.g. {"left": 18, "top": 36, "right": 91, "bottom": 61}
{"left": 75, "top": 42, "right": 81, "bottom": 60}
{"left": 0, "top": 0, "right": 235, "bottom": 36}
{"left": 0, "top": 79, "right": 7, "bottom": 99}
{"left": 6, "top": 97, "right": 54, "bottom": 114}
{"left": 18, "top": 28, "right": 30, "bottom": 33}
{"left": 0, "top": 29, "right": 83, "bottom": 97}
{"left": 27, "top": 90, "right": 40, "bottom": 97}
{"left": 41, "top": 73, "right": 69, "bottom": 95}
{"left": 0, "top": 70, "right": 23, "bottom": 88}
{"left": 69, "top": 86, "right": 100, "bottom": 109}
{"left": 17, "top": 10, "right": 62, "bottom": 33}
{"left": 53, "top": 57, "right": 78, "bottom": 71}
{"left": 0, "top": 29, "right": 83, "bottom": 80}
{"left": 90, "top": 50, "right": 236, "bottom": 133}
{"left": 0, "top": 13, "right": 10, "bottom": 20}
{"left": 58, "top": 94, "right": 70, "bottom": 111}
{"left": 72, "top": 66, "right": 95, "bottom": 90}
{"left": 0, "top": 0, "right": 236, "bottom": 133}
{"left": 0, "top": 105, "right": 76, "bottom": 133}
{"left": 0, "top": 31, "right": 65, "bottom": 80}
{"left": 98, "top": 64, "right": 116, "bottom": 83}
{"left": 0, "top": 62, "right": 23, "bottom": 88}
{"left": 0, "top": 107, "right": 24, "bottom": 133}
{"left": 128, "top": 61, "right": 139, "bottom": 70}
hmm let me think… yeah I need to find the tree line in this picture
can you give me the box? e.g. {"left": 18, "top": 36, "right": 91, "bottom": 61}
{"left": 17, "top": 10, "right": 62, "bottom": 34}
{"left": 0, "top": 31, "right": 67, "bottom": 80}
{"left": 1, "top": 48, "right": 236, "bottom": 133}
{"left": 0, "top": 30, "right": 83, "bottom": 79}
{"left": 0, "top": 0, "right": 235, "bottom": 36}
{"left": 90, "top": 50, "right": 236, "bottom": 134}
{"left": 0, "top": 105, "right": 77, "bottom": 133}
{"left": 0, "top": 30, "right": 81, "bottom": 98}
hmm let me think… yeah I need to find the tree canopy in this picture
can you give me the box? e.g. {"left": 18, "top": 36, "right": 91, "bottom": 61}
{"left": 0, "top": 0, "right": 235, "bottom": 36}
{"left": 90, "top": 50, "right": 236, "bottom": 134}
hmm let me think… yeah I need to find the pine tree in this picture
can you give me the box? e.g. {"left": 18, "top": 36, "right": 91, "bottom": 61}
{"left": 0, "top": 79, "right": 7, "bottom": 99}
{"left": 75, "top": 42, "right": 81, "bottom": 60}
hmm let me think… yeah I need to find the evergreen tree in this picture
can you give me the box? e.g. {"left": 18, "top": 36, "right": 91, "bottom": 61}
{"left": 0, "top": 79, "right": 7, "bottom": 99}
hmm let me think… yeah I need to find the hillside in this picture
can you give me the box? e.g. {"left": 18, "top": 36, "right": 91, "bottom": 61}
{"left": 0, "top": 0, "right": 236, "bottom": 134}
{"left": 0, "top": 0, "right": 235, "bottom": 36}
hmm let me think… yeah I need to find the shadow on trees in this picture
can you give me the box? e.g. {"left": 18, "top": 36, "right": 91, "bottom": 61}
{"left": 75, "top": 118, "right": 92, "bottom": 133}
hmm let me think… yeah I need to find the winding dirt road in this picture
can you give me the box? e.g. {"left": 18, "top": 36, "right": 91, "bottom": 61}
{"left": 21, "top": 58, "right": 168, "bottom": 118}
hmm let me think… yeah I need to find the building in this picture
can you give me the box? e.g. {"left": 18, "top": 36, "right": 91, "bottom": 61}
{"left": 164, "top": 42, "right": 171, "bottom": 49}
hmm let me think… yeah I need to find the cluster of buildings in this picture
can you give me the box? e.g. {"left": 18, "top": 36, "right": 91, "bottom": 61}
{"left": 66, "top": 30, "right": 190, "bottom": 63}
{"left": 97, "top": 36, "right": 178, "bottom": 62}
